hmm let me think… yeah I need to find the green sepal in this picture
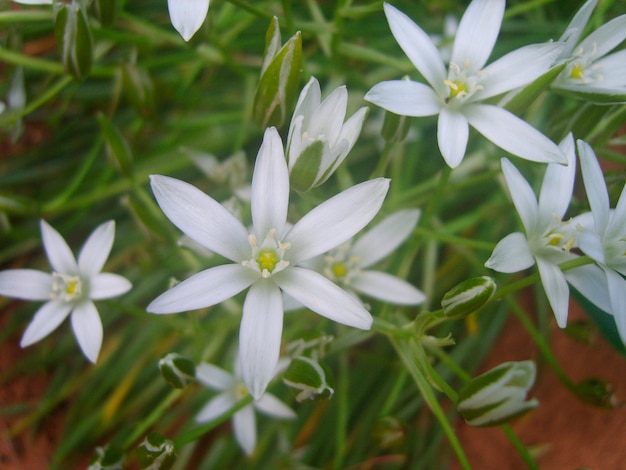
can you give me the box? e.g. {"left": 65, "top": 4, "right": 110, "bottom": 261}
{"left": 289, "top": 140, "right": 324, "bottom": 192}
{"left": 158, "top": 353, "right": 196, "bottom": 389}
{"left": 136, "top": 433, "right": 176, "bottom": 470}
{"left": 573, "top": 377, "right": 616, "bottom": 409}
{"left": 54, "top": 2, "right": 93, "bottom": 80}
{"left": 283, "top": 356, "right": 334, "bottom": 402}
{"left": 501, "top": 62, "right": 567, "bottom": 116}
{"left": 97, "top": 113, "right": 134, "bottom": 179}
{"left": 261, "top": 17, "right": 281, "bottom": 75}
{"left": 441, "top": 276, "right": 496, "bottom": 320}
{"left": 252, "top": 26, "right": 302, "bottom": 129}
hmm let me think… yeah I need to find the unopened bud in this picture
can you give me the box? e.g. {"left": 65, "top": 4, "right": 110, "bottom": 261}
{"left": 159, "top": 353, "right": 196, "bottom": 389}
{"left": 457, "top": 360, "right": 538, "bottom": 427}
{"left": 54, "top": 2, "right": 93, "bottom": 80}
{"left": 441, "top": 276, "right": 496, "bottom": 320}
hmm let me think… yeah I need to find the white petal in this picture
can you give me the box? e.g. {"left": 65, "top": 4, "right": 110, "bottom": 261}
{"left": 195, "top": 362, "right": 234, "bottom": 391}
{"left": 324, "top": 106, "right": 369, "bottom": 178}
{"left": 20, "top": 301, "right": 72, "bottom": 347}
{"left": 437, "top": 108, "right": 469, "bottom": 168}
{"left": 351, "top": 270, "right": 425, "bottom": 306}
{"left": 538, "top": 133, "right": 576, "bottom": 221}
{"left": 11, "top": 0, "right": 53, "bottom": 3}
{"left": 150, "top": 175, "right": 250, "bottom": 262}
{"left": 0, "top": 269, "right": 52, "bottom": 300}
{"left": 591, "top": 50, "right": 626, "bottom": 88}
{"left": 606, "top": 183, "right": 626, "bottom": 241}
{"left": 364, "top": 80, "right": 441, "bottom": 117}
{"left": 558, "top": 0, "right": 598, "bottom": 57}
{"left": 450, "top": 0, "right": 504, "bottom": 71}
{"left": 40, "top": 220, "right": 78, "bottom": 274}
{"left": 383, "top": 3, "right": 447, "bottom": 94}
{"left": 565, "top": 264, "right": 612, "bottom": 314}
{"left": 578, "top": 15, "right": 626, "bottom": 61}
{"left": 233, "top": 405, "right": 257, "bottom": 455}
{"left": 285, "top": 178, "right": 389, "bottom": 263}
{"left": 275, "top": 267, "right": 372, "bottom": 329}
{"left": 239, "top": 281, "right": 283, "bottom": 400}
{"left": 71, "top": 301, "right": 102, "bottom": 363}
{"left": 251, "top": 127, "right": 289, "bottom": 239}
{"left": 255, "top": 393, "right": 296, "bottom": 419}
{"left": 485, "top": 232, "right": 535, "bottom": 273}
{"left": 577, "top": 140, "right": 609, "bottom": 232}
{"left": 577, "top": 227, "right": 606, "bottom": 264}
{"left": 89, "top": 273, "right": 132, "bottom": 300}
{"left": 352, "top": 209, "right": 420, "bottom": 268}
{"left": 465, "top": 104, "right": 566, "bottom": 164}
{"left": 78, "top": 220, "right": 115, "bottom": 277}
{"left": 500, "top": 159, "right": 538, "bottom": 234}
{"left": 147, "top": 264, "right": 258, "bottom": 314}
{"left": 478, "top": 42, "right": 564, "bottom": 100}
{"left": 536, "top": 257, "right": 570, "bottom": 328}
{"left": 292, "top": 77, "right": 321, "bottom": 129}
{"left": 308, "top": 85, "right": 347, "bottom": 147}
{"left": 196, "top": 392, "right": 236, "bottom": 423}
{"left": 167, "top": 0, "right": 210, "bottom": 42}
{"left": 604, "top": 267, "right": 626, "bottom": 345}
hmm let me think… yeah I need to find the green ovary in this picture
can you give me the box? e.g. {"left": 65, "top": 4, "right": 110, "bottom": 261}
{"left": 257, "top": 250, "right": 279, "bottom": 272}
{"left": 570, "top": 63, "right": 584, "bottom": 80}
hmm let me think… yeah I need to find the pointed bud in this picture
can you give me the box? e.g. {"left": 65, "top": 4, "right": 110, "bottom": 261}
{"left": 54, "top": 2, "right": 93, "bottom": 80}
{"left": 457, "top": 361, "right": 539, "bottom": 427}
{"left": 93, "top": 0, "right": 118, "bottom": 27}
{"left": 252, "top": 18, "right": 302, "bottom": 129}
{"left": 381, "top": 110, "right": 412, "bottom": 145}
{"left": 159, "top": 353, "right": 196, "bottom": 389}
{"left": 574, "top": 378, "right": 617, "bottom": 409}
{"left": 441, "top": 276, "right": 496, "bottom": 320}
{"left": 283, "top": 356, "right": 334, "bottom": 402}
{"left": 136, "top": 433, "right": 176, "bottom": 470}
{"left": 97, "top": 113, "right": 134, "bottom": 179}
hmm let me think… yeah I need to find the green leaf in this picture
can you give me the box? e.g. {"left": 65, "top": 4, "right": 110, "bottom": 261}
{"left": 501, "top": 62, "right": 567, "bottom": 116}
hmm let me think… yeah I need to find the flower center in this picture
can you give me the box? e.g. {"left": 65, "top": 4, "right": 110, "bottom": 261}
{"left": 235, "top": 383, "right": 249, "bottom": 400}
{"left": 567, "top": 43, "right": 603, "bottom": 83}
{"left": 243, "top": 228, "right": 290, "bottom": 278}
{"left": 51, "top": 272, "right": 83, "bottom": 302}
{"left": 323, "top": 244, "right": 361, "bottom": 286}
{"left": 443, "top": 61, "right": 484, "bottom": 106}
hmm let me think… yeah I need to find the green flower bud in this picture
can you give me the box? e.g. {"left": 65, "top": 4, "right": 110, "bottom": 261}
{"left": 54, "top": 2, "right": 93, "bottom": 80}
{"left": 457, "top": 360, "right": 538, "bottom": 427}
{"left": 120, "top": 63, "right": 155, "bottom": 115}
{"left": 136, "top": 433, "right": 176, "bottom": 470}
{"left": 252, "top": 17, "right": 302, "bottom": 129}
{"left": 87, "top": 445, "right": 124, "bottom": 470}
{"left": 283, "top": 356, "right": 334, "bottom": 402}
{"left": 573, "top": 378, "right": 616, "bottom": 409}
{"left": 158, "top": 353, "right": 196, "bottom": 389}
{"left": 92, "top": 0, "right": 118, "bottom": 27}
{"left": 381, "top": 110, "right": 412, "bottom": 145}
{"left": 441, "top": 276, "right": 496, "bottom": 320}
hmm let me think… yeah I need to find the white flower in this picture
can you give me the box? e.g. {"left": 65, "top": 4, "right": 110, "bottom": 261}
{"left": 575, "top": 140, "right": 626, "bottom": 343}
{"left": 148, "top": 127, "right": 389, "bottom": 399}
{"left": 485, "top": 134, "right": 580, "bottom": 327}
{"left": 364, "top": 1, "right": 566, "bottom": 168}
{"left": 316, "top": 209, "right": 425, "bottom": 306}
{"left": 286, "top": 77, "right": 368, "bottom": 191}
{"left": 0, "top": 220, "right": 132, "bottom": 362}
{"left": 553, "top": 0, "right": 626, "bottom": 100}
{"left": 195, "top": 360, "right": 295, "bottom": 455}
{"left": 167, "top": 0, "right": 210, "bottom": 42}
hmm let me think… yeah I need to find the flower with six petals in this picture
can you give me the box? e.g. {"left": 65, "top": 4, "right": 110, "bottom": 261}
{"left": 0, "top": 220, "right": 132, "bottom": 362}
{"left": 364, "top": 1, "right": 566, "bottom": 168}
{"left": 147, "top": 127, "right": 389, "bottom": 399}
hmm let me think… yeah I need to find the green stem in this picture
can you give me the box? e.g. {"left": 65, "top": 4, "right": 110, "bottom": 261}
{"left": 0, "top": 46, "right": 64, "bottom": 74}
{"left": 505, "top": 298, "right": 575, "bottom": 390}
{"left": 501, "top": 424, "right": 540, "bottom": 470}
{"left": 370, "top": 141, "right": 395, "bottom": 178}
{"left": 413, "top": 227, "right": 494, "bottom": 251}
{"left": 410, "top": 339, "right": 458, "bottom": 402}
{"left": 1, "top": 76, "right": 73, "bottom": 126}
{"left": 333, "top": 353, "right": 349, "bottom": 470}
{"left": 0, "top": 10, "right": 52, "bottom": 22}
{"left": 390, "top": 336, "right": 472, "bottom": 470}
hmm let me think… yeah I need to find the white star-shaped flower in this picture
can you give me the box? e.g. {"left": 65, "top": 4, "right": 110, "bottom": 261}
{"left": 148, "top": 127, "right": 389, "bottom": 399}
{"left": 364, "top": 1, "right": 566, "bottom": 168}
{"left": 553, "top": 0, "right": 626, "bottom": 101}
{"left": 195, "top": 360, "right": 295, "bottom": 455}
{"left": 0, "top": 220, "right": 132, "bottom": 362}
{"left": 485, "top": 134, "right": 581, "bottom": 327}
{"left": 316, "top": 209, "right": 425, "bottom": 306}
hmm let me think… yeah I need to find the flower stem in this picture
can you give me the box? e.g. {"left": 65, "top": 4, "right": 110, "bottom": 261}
{"left": 501, "top": 424, "right": 540, "bottom": 470}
